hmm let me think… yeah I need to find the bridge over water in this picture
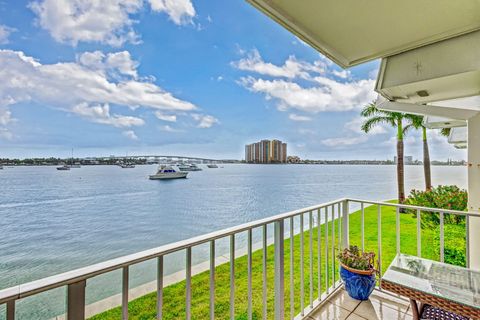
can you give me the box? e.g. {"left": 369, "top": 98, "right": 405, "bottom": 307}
{"left": 85, "top": 155, "right": 237, "bottom": 163}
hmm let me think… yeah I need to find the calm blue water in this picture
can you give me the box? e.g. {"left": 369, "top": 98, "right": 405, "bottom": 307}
{"left": 0, "top": 164, "right": 466, "bottom": 318}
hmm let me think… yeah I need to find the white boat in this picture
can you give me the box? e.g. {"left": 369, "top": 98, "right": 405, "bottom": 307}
{"left": 120, "top": 163, "right": 135, "bottom": 168}
{"left": 178, "top": 163, "right": 202, "bottom": 171}
{"left": 207, "top": 164, "right": 218, "bottom": 168}
{"left": 149, "top": 165, "right": 188, "bottom": 180}
{"left": 56, "top": 165, "right": 70, "bottom": 171}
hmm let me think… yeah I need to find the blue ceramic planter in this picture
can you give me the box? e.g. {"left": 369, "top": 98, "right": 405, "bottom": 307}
{"left": 340, "top": 265, "right": 376, "bottom": 300}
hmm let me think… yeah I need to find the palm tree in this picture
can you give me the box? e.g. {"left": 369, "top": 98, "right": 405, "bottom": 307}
{"left": 404, "top": 115, "right": 432, "bottom": 190}
{"left": 440, "top": 128, "right": 451, "bottom": 137}
{"left": 361, "top": 103, "right": 406, "bottom": 203}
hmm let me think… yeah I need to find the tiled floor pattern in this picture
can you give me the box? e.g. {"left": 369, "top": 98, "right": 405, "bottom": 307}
{"left": 307, "top": 289, "right": 413, "bottom": 320}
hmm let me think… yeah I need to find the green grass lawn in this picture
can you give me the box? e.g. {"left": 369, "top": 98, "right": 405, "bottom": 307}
{"left": 90, "top": 202, "right": 465, "bottom": 320}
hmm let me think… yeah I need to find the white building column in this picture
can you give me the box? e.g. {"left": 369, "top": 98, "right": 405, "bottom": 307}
{"left": 468, "top": 113, "right": 480, "bottom": 270}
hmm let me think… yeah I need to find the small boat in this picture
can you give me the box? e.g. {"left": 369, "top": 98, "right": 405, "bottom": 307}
{"left": 207, "top": 164, "right": 218, "bottom": 168}
{"left": 0, "top": 165, "right": 3, "bottom": 170}
{"left": 149, "top": 165, "right": 188, "bottom": 180}
{"left": 57, "top": 165, "right": 70, "bottom": 171}
{"left": 120, "top": 163, "right": 135, "bottom": 168}
{"left": 178, "top": 163, "right": 202, "bottom": 171}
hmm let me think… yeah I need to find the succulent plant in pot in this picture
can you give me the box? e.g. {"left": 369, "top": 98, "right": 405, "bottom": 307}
{"left": 337, "top": 245, "right": 377, "bottom": 300}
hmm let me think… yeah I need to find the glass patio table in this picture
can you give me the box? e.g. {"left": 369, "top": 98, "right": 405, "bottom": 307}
{"left": 381, "top": 254, "right": 480, "bottom": 320}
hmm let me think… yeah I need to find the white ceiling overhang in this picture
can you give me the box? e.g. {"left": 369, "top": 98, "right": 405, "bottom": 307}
{"left": 246, "top": 0, "right": 480, "bottom": 68}
{"left": 375, "top": 30, "right": 480, "bottom": 105}
{"left": 375, "top": 96, "right": 480, "bottom": 121}
{"left": 422, "top": 116, "right": 466, "bottom": 130}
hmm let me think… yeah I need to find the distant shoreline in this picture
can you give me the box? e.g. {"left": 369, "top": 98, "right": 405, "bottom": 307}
{"left": 0, "top": 162, "right": 466, "bottom": 167}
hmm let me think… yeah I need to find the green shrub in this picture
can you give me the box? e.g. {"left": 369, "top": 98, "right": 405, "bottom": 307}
{"left": 404, "top": 185, "right": 467, "bottom": 228}
{"left": 433, "top": 224, "right": 466, "bottom": 267}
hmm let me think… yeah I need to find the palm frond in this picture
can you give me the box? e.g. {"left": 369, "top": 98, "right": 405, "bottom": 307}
{"left": 403, "top": 123, "right": 414, "bottom": 135}
{"left": 361, "top": 116, "right": 395, "bottom": 133}
{"left": 403, "top": 114, "right": 424, "bottom": 135}
{"left": 440, "top": 128, "right": 451, "bottom": 137}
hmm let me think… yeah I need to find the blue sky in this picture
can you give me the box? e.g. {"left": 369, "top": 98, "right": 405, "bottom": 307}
{"left": 0, "top": 0, "right": 465, "bottom": 160}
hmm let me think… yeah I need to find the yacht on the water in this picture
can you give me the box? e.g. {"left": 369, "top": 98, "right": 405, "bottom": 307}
{"left": 149, "top": 165, "right": 188, "bottom": 180}
{"left": 56, "top": 165, "right": 70, "bottom": 171}
{"left": 207, "top": 164, "right": 218, "bottom": 168}
{"left": 178, "top": 163, "right": 202, "bottom": 171}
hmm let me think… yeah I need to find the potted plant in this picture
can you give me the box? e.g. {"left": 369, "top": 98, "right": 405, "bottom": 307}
{"left": 337, "top": 245, "right": 377, "bottom": 300}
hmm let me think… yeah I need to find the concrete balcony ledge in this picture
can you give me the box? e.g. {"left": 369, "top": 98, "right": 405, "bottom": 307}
{"left": 306, "top": 287, "right": 413, "bottom": 320}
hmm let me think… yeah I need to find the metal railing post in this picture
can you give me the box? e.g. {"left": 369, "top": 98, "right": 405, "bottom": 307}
{"left": 274, "top": 219, "right": 285, "bottom": 320}
{"left": 209, "top": 241, "right": 215, "bottom": 320}
{"left": 122, "top": 267, "right": 129, "bottom": 320}
{"left": 186, "top": 247, "right": 192, "bottom": 320}
{"left": 6, "top": 300, "right": 15, "bottom": 320}
{"left": 230, "top": 235, "right": 235, "bottom": 320}
{"left": 157, "top": 256, "right": 163, "bottom": 320}
{"left": 342, "top": 200, "right": 349, "bottom": 249}
{"left": 67, "top": 280, "right": 86, "bottom": 320}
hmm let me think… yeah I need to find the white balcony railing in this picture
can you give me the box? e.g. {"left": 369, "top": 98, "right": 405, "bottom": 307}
{"left": 0, "top": 198, "right": 477, "bottom": 320}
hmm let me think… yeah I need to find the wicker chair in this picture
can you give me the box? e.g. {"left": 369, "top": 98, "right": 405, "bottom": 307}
{"left": 421, "top": 304, "right": 470, "bottom": 320}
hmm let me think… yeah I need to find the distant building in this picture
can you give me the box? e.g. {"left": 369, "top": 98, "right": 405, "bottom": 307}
{"left": 245, "top": 139, "right": 287, "bottom": 163}
{"left": 394, "top": 155, "right": 413, "bottom": 165}
{"left": 287, "top": 155, "right": 301, "bottom": 163}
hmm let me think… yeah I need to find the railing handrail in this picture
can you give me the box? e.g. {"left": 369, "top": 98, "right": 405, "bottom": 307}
{"left": 1, "top": 197, "right": 477, "bottom": 307}
{"left": 348, "top": 198, "right": 480, "bottom": 217}
{"left": 0, "top": 197, "right": 347, "bottom": 304}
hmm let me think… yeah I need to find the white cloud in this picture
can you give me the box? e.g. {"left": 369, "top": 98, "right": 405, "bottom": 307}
{"left": 289, "top": 113, "right": 311, "bottom": 121}
{"left": 29, "top": 0, "right": 196, "bottom": 46}
{"left": 122, "top": 129, "right": 138, "bottom": 140}
{"left": 0, "top": 25, "right": 15, "bottom": 45}
{"left": 345, "top": 116, "right": 387, "bottom": 135}
{"left": 29, "top": 0, "right": 143, "bottom": 46}
{"left": 321, "top": 136, "right": 368, "bottom": 147}
{"left": 0, "top": 107, "right": 14, "bottom": 126}
{"left": 78, "top": 51, "right": 139, "bottom": 78}
{"left": 105, "top": 51, "right": 139, "bottom": 78}
{"left": 0, "top": 127, "right": 13, "bottom": 140}
{"left": 0, "top": 107, "right": 15, "bottom": 140}
{"left": 191, "top": 114, "right": 219, "bottom": 128}
{"left": 319, "top": 117, "right": 386, "bottom": 149}
{"left": 382, "top": 135, "right": 416, "bottom": 146}
{"left": 234, "top": 50, "right": 376, "bottom": 114}
{"left": 0, "top": 50, "right": 198, "bottom": 129}
{"left": 72, "top": 103, "right": 144, "bottom": 128}
{"left": 148, "top": 0, "right": 195, "bottom": 25}
{"left": 155, "top": 111, "right": 177, "bottom": 122}
{"left": 160, "top": 124, "right": 182, "bottom": 132}
{"left": 332, "top": 69, "right": 350, "bottom": 79}
{"left": 232, "top": 49, "right": 325, "bottom": 79}
{"left": 240, "top": 76, "right": 375, "bottom": 113}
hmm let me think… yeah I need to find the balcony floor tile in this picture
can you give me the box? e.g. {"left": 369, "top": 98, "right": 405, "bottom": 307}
{"left": 307, "top": 288, "right": 412, "bottom": 320}
{"left": 308, "top": 301, "right": 351, "bottom": 320}
{"left": 328, "top": 289, "right": 362, "bottom": 311}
